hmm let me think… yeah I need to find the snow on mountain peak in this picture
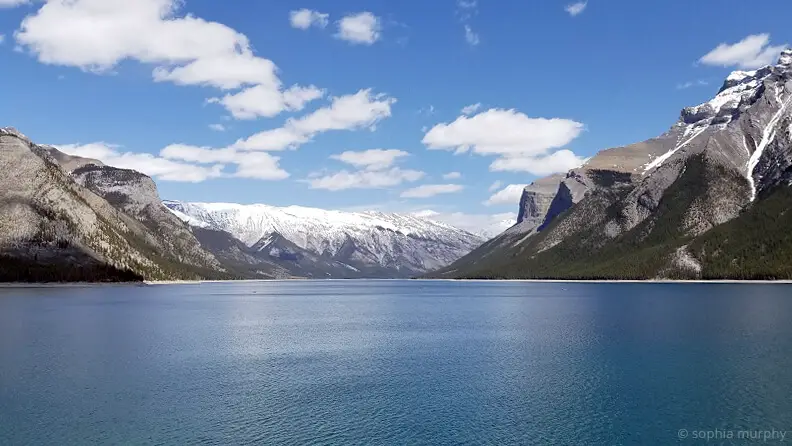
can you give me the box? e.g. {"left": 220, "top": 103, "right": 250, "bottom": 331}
{"left": 778, "top": 48, "right": 792, "bottom": 66}
{"left": 163, "top": 200, "right": 484, "bottom": 273}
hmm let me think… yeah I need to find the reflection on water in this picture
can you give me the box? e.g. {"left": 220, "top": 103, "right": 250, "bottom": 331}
{"left": 0, "top": 281, "right": 790, "bottom": 444}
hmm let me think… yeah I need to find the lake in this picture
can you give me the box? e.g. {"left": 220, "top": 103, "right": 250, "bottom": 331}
{"left": 0, "top": 281, "right": 791, "bottom": 445}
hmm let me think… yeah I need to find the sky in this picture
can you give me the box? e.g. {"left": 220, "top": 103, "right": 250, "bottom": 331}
{"left": 1, "top": 0, "right": 791, "bottom": 234}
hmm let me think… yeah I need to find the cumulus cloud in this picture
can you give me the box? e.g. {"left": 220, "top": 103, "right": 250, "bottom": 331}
{"left": 235, "top": 89, "right": 396, "bottom": 151}
{"left": 306, "top": 168, "right": 424, "bottom": 191}
{"left": 485, "top": 184, "right": 526, "bottom": 206}
{"left": 331, "top": 149, "right": 410, "bottom": 171}
{"left": 442, "top": 172, "right": 462, "bottom": 180}
{"left": 209, "top": 84, "right": 324, "bottom": 120}
{"left": 159, "top": 144, "right": 289, "bottom": 180}
{"left": 461, "top": 103, "right": 481, "bottom": 115}
{"left": 290, "top": 9, "right": 329, "bottom": 30}
{"left": 336, "top": 12, "right": 381, "bottom": 45}
{"left": 15, "top": 0, "right": 320, "bottom": 119}
{"left": 565, "top": 1, "right": 588, "bottom": 17}
{"left": 423, "top": 109, "right": 584, "bottom": 157}
{"left": 209, "top": 124, "right": 226, "bottom": 132}
{"left": 401, "top": 184, "right": 464, "bottom": 199}
{"left": 56, "top": 142, "right": 226, "bottom": 183}
{"left": 489, "top": 149, "right": 587, "bottom": 176}
{"left": 309, "top": 147, "right": 420, "bottom": 191}
{"left": 54, "top": 139, "right": 290, "bottom": 183}
{"left": 699, "top": 34, "right": 787, "bottom": 69}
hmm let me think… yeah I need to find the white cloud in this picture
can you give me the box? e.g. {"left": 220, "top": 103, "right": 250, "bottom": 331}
{"left": 676, "top": 80, "right": 709, "bottom": 90}
{"left": 291, "top": 89, "right": 394, "bottom": 134}
{"left": 401, "top": 184, "right": 464, "bottom": 199}
{"left": 488, "top": 180, "right": 503, "bottom": 192}
{"left": 209, "top": 124, "right": 226, "bottom": 132}
{"left": 418, "top": 105, "right": 436, "bottom": 116}
{"left": 464, "top": 25, "right": 480, "bottom": 46}
{"left": 56, "top": 142, "right": 225, "bottom": 183}
{"left": 233, "top": 127, "right": 308, "bottom": 152}
{"left": 412, "top": 209, "right": 515, "bottom": 238}
{"left": 442, "top": 171, "right": 462, "bottom": 180}
{"left": 699, "top": 34, "right": 787, "bottom": 69}
{"left": 485, "top": 184, "right": 525, "bottom": 206}
{"left": 0, "top": 0, "right": 28, "bottom": 8}
{"left": 565, "top": 1, "right": 588, "bottom": 17}
{"left": 210, "top": 84, "right": 324, "bottom": 120}
{"left": 423, "top": 108, "right": 584, "bottom": 157}
{"left": 159, "top": 144, "right": 289, "bottom": 180}
{"left": 235, "top": 89, "right": 396, "bottom": 151}
{"left": 489, "top": 149, "right": 587, "bottom": 176}
{"left": 336, "top": 12, "right": 381, "bottom": 45}
{"left": 54, "top": 140, "right": 290, "bottom": 183}
{"left": 15, "top": 0, "right": 318, "bottom": 120}
{"left": 461, "top": 103, "right": 481, "bottom": 115}
{"left": 457, "top": 1, "right": 479, "bottom": 47}
{"left": 151, "top": 54, "right": 279, "bottom": 90}
{"left": 331, "top": 149, "right": 410, "bottom": 171}
{"left": 306, "top": 168, "right": 424, "bottom": 191}
{"left": 290, "top": 9, "right": 329, "bottom": 30}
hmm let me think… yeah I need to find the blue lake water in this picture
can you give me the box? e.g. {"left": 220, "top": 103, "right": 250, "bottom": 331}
{"left": 0, "top": 281, "right": 791, "bottom": 445}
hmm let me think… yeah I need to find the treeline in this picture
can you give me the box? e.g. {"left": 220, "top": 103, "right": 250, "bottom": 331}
{"left": 0, "top": 255, "right": 143, "bottom": 283}
{"left": 443, "top": 156, "right": 792, "bottom": 281}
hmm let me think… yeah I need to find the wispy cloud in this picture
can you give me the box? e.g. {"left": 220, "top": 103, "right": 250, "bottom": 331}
{"left": 457, "top": 0, "right": 480, "bottom": 47}
{"left": 565, "top": 1, "right": 588, "bottom": 17}
{"left": 461, "top": 103, "right": 482, "bottom": 115}
{"left": 401, "top": 184, "right": 464, "bottom": 199}
{"left": 676, "top": 80, "right": 709, "bottom": 90}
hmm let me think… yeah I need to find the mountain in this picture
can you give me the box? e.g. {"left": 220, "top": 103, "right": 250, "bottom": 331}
{"left": 433, "top": 50, "right": 792, "bottom": 280}
{"left": 0, "top": 128, "right": 231, "bottom": 282}
{"left": 164, "top": 201, "right": 484, "bottom": 278}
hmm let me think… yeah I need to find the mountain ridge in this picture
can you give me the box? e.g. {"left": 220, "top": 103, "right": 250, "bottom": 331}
{"left": 164, "top": 200, "right": 485, "bottom": 278}
{"left": 433, "top": 49, "right": 792, "bottom": 280}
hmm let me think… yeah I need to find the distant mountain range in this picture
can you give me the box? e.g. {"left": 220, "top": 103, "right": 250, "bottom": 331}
{"left": 164, "top": 201, "right": 483, "bottom": 279}
{"left": 0, "top": 128, "right": 482, "bottom": 282}
{"left": 6, "top": 51, "right": 792, "bottom": 282}
{"left": 432, "top": 50, "right": 792, "bottom": 280}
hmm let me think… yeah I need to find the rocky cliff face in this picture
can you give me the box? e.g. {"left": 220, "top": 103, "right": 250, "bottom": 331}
{"left": 0, "top": 128, "right": 225, "bottom": 281}
{"left": 70, "top": 164, "right": 222, "bottom": 271}
{"left": 434, "top": 50, "right": 792, "bottom": 280}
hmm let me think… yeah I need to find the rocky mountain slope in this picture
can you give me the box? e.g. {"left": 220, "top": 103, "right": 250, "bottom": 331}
{"left": 0, "top": 128, "right": 230, "bottom": 282}
{"left": 434, "top": 50, "right": 792, "bottom": 280}
{"left": 164, "top": 201, "right": 484, "bottom": 278}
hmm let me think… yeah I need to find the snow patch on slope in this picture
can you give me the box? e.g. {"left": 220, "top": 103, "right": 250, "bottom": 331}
{"left": 644, "top": 125, "right": 707, "bottom": 172}
{"left": 163, "top": 200, "right": 485, "bottom": 272}
{"left": 747, "top": 85, "right": 792, "bottom": 201}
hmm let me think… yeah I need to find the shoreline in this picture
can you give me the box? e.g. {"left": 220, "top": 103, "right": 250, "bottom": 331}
{"left": 2, "top": 279, "right": 791, "bottom": 287}
{"left": 147, "top": 279, "right": 792, "bottom": 285}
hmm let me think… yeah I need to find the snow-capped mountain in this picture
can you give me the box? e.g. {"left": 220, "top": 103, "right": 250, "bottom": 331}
{"left": 164, "top": 201, "right": 485, "bottom": 277}
{"left": 437, "top": 49, "right": 792, "bottom": 280}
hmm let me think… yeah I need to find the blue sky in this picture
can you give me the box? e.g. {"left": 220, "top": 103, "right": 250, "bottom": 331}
{"left": 1, "top": 0, "right": 791, "bottom": 233}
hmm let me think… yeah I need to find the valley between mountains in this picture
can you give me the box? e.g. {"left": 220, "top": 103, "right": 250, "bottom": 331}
{"left": 4, "top": 51, "right": 792, "bottom": 282}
